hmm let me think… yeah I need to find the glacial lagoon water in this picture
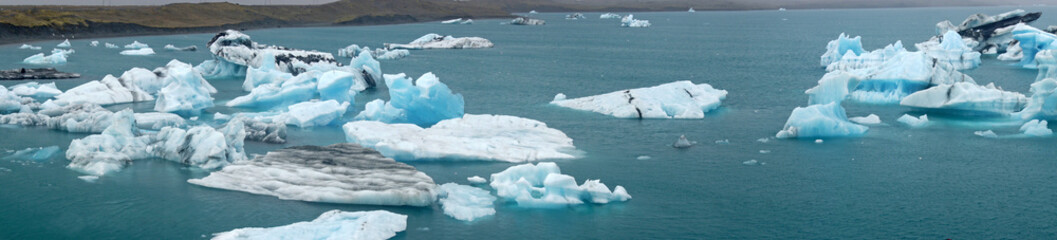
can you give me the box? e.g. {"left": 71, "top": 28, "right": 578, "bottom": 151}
{"left": 3, "top": 7, "right": 1057, "bottom": 239}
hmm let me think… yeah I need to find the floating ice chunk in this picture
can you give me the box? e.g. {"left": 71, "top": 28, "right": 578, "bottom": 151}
{"left": 243, "top": 51, "right": 295, "bottom": 91}
{"left": 1012, "top": 78, "right": 1057, "bottom": 120}
{"left": 776, "top": 102, "right": 868, "bottom": 139}
{"left": 1011, "top": 24, "right": 1057, "bottom": 68}
{"left": 529, "top": 10, "right": 538, "bottom": 14}
{"left": 897, "top": 114, "right": 930, "bottom": 128}
{"left": 373, "top": 48, "right": 410, "bottom": 60}
{"left": 350, "top": 51, "right": 381, "bottom": 88}
{"left": 151, "top": 122, "right": 247, "bottom": 170}
{"left": 317, "top": 70, "right": 367, "bottom": 103}
{"left": 212, "top": 210, "right": 407, "bottom": 240}
{"left": 566, "top": 13, "right": 585, "bottom": 19}
{"left": 78, "top": 175, "right": 99, "bottom": 183}
{"left": 43, "top": 104, "right": 116, "bottom": 133}
{"left": 22, "top": 49, "right": 73, "bottom": 65}
{"left": 437, "top": 183, "right": 496, "bottom": 221}
{"left": 189, "top": 143, "right": 437, "bottom": 206}
{"left": 825, "top": 40, "right": 906, "bottom": 72}
{"left": 511, "top": 17, "right": 545, "bottom": 25}
{"left": 849, "top": 114, "right": 882, "bottom": 125}
{"left": 0, "top": 86, "right": 31, "bottom": 113}
{"left": 974, "top": 130, "right": 999, "bottom": 138}
{"left": 3, "top": 146, "right": 60, "bottom": 162}
{"left": 134, "top": 112, "right": 186, "bottom": 130}
{"left": 1020, "top": 119, "right": 1053, "bottom": 137}
{"left": 900, "top": 82, "right": 1027, "bottom": 116}
{"left": 467, "top": 176, "right": 487, "bottom": 184}
{"left": 0, "top": 112, "right": 49, "bottom": 126}
{"left": 1035, "top": 50, "right": 1057, "bottom": 81}
{"left": 163, "top": 44, "right": 197, "bottom": 51}
{"left": 104, "top": 43, "right": 119, "bottom": 49}
{"left": 441, "top": 18, "right": 463, "bottom": 24}
{"left": 337, "top": 44, "right": 368, "bottom": 57}
{"left": 119, "top": 48, "right": 155, "bottom": 56}
{"left": 354, "top": 73, "right": 464, "bottom": 127}
{"left": 742, "top": 159, "right": 758, "bottom": 165}
{"left": 914, "top": 30, "right": 981, "bottom": 70}
{"left": 90, "top": 41, "right": 99, "bottom": 47}
{"left": 820, "top": 33, "right": 866, "bottom": 67}
{"left": 672, "top": 135, "right": 695, "bottom": 148}
{"left": 154, "top": 60, "right": 215, "bottom": 116}
{"left": 489, "top": 162, "right": 630, "bottom": 208}
{"left": 49, "top": 74, "right": 153, "bottom": 107}
{"left": 206, "top": 30, "right": 340, "bottom": 75}
{"left": 66, "top": 109, "right": 149, "bottom": 176}
{"left": 386, "top": 33, "right": 494, "bottom": 50}
{"left": 552, "top": 81, "right": 727, "bottom": 119}
{"left": 636, "top": 155, "right": 651, "bottom": 160}
{"left": 228, "top": 71, "right": 319, "bottom": 108}
{"left": 284, "top": 100, "right": 349, "bottom": 127}
{"left": 10, "top": 82, "right": 62, "bottom": 100}
{"left": 600, "top": 13, "right": 621, "bottom": 19}
{"left": 834, "top": 51, "right": 976, "bottom": 104}
{"left": 19, "top": 44, "right": 41, "bottom": 50}
{"left": 688, "top": 8, "right": 695, "bottom": 13}
{"left": 56, "top": 39, "right": 71, "bottom": 48}
{"left": 344, "top": 114, "right": 577, "bottom": 162}
{"left": 621, "top": 14, "right": 651, "bottom": 28}
{"left": 124, "top": 41, "right": 149, "bottom": 49}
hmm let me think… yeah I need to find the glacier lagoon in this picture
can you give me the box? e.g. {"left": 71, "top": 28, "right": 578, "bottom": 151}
{"left": 2, "top": 7, "right": 1057, "bottom": 239}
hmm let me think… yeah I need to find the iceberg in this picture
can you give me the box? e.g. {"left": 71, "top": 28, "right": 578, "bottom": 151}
{"left": 65, "top": 109, "right": 150, "bottom": 176}
{"left": 385, "top": 33, "right": 494, "bottom": 50}
{"left": 56, "top": 39, "right": 71, "bottom": 48}
{"left": 820, "top": 33, "right": 866, "bottom": 67}
{"left": 672, "top": 135, "right": 695, "bottom": 148}
{"left": 203, "top": 30, "right": 340, "bottom": 76}
{"left": 163, "top": 44, "right": 197, "bottom": 51}
{"left": 511, "top": 17, "right": 545, "bottom": 26}
{"left": 997, "top": 40, "right": 1023, "bottom": 61}
{"left": 0, "top": 86, "right": 33, "bottom": 113}
{"left": 150, "top": 122, "right": 247, "bottom": 170}
{"left": 284, "top": 100, "right": 350, "bottom": 127}
{"left": 317, "top": 70, "right": 368, "bottom": 103}
{"left": 1011, "top": 24, "right": 1057, "bottom": 68}
{"left": 775, "top": 102, "right": 868, "bottom": 139}
{"left": 154, "top": 60, "right": 215, "bottom": 116}
{"left": 343, "top": 114, "right": 577, "bottom": 162}
{"left": 1019, "top": 119, "right": 1053, "bottom": 137}
{"left": 467, "top": 176, "right": 487, "bottom": 184}
{"left": 849, "top": 114, "right": 882, "bottom": 125}
{"left": 441, "top": 18, "right": 463, "bottom": 24}
{"left": 9, "top": 82, "right": 62, "bottom": 100}
{"left": 23, "top": 49, "right": 73, "bottom": 65}
{"left": 900, "top": 82, "right": 1027, "bottom": 116}
{"left": 843, "top": 51, "right": 975, "bottom": 104}
{"left": 43, "top": 104, "right": 115, "bottom": 133}
{"left": 119, "top": 48, "right": 155, "bottom": 56}
{"left": 337, "top": 44, "right": 368, "bottom": 57}
{"left": 232, "top": 117, "right": 287, "bottom": 144}
{"left": 975, "top": 130, "right": 999, "bottom": 138}
{"left": 437, "top": 183, "right": 496, "bottom": 221}
{"left": 897, "top": 114, "right": 930, "bottom": 128}
{"left": 242, "top": 51, "right": 296, "bottom": 91}
{"left": 124, "top": 41, "right": 149, "bottom": 49}
{"left": 913, "top": 30, "right": 982, "bottom": 70}
{"left": 2, "top": 146, "right": 60, "bottom": 162}
{"left": 1013, "top": 78, "right": 1057, "bottom": 120}
{"left": 134, "top": 112, "right": 186, "bottom": 130}
{"left": 48, "top": 74, "right": 153, "bottom": 107}
{"left": 19, "top": 44, "right": 41, "bottom": 50}
{"left": 354, "top": 73, "right": 464, "bottom": 127}
{"left": 211, "top": 210, "right": 406, "bottom": 240}
{"left": 489, "top": 162, "right": 631, "bottom": 208}
{"left": 105, "top": 43, "right": 119, "bottom": 49}
{"left": 90, "top": 41, "right": 99, "bottom": 47}
{"left": 551, "top": 81, "right": 727, "bottom": 119}
{"left": 621, "top": 14, "right": 651, "bottom": 28}
{"left": 372, "top": 48, "right": 410, "bottom": 60}
{"left": 937, "top": 10, "right": 1041, "bottom": 52}
{"left": 350, "top": 51, "right": 381, "bottom": 88}
{"left": 189, "top": 143, "right": 437, "bottom": 206}
{"left": 825, "top": 41, "right": 907, "bottom": 72}
{"left": 600, "top": 13, "right": 621, "bottom": 19}
{"left": 566, "top": 13, "right": 585, "bottom": 20}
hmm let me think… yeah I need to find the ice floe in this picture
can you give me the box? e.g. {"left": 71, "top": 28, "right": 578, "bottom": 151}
{"left": 386, "top": 33, "right": 494, "bottom": 50}
{"left": 600, "top": 13, "right": 621, "bottom": 19}
{"left": 849, "top": 114, "right": 882, "bottom": 125}
{"left": 212, "top": 210, "right": 406, "bottom": 240}
{"left": 2, "top": 146, "right": 60, "bottom": 162}
{"left": 23, "top": 49, "right": 73, "bottom": 65}
{"left": 189, "top": 143, "right": 437, "bottom": 206}
{"left": 9, "top": 82, "right": 62, "bottom": 100}
{"left": 440, "top": 18, "right": 474, "bottom": 24}
{"left": 119, "top": 48, "right": 155, "bottom": 56}
{"left": 163, "top": 44, "right": 197, "bottom": 51}
{"left": 19, "top": 44, "right": 41, "bottom": 50}
{"left": 354, "top": 73, "right": 464, "bottom": 127}
{"left": 56, "top": 39, "right": 71, "bottom": 48}
{"left": 344, "top": 114, "right": 577, "bottom": 162}
{"left": 153, "top": 60, "right": 215, "bottom": 116}
{"left": 551, "top": 81, "right": 727, "bottom": 119}
{"left": 776, "top": 102, "right": 868, "bottom": 139}
{"left": 467, "top": 176, "right": 487, "bottom": 184}
{"left": 489, "top": 162, "right": 631, "bottom": 208}
{"left": 284, "top": 100, "right": 349, "bottom": 127}
{"left": 900, "top": 82, "right": 1027, "bottom": 116}
{"left": 437, "top": 183, "right": 496, "bottom": 221}
{"left": 511, "top": 17, "right": 545, "bottom": 25}
{"left": 897, "top": 114, "right": 930, "bottom": 128}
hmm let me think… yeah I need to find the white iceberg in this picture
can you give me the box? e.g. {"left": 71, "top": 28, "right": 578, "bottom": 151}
{"left": 900, "top": 82, "right": 1027, "bottom": 116}
{"left": 284, "top": 100, "right": 350, "bottom": 127}
{"left": 200, "top": 30, "right": 340, "bottom": 77}
{"left": 0, "top": 86, "right": 32, "bottom": 113}
{"left": 317, "top": 70, "right": 368, "bottom": 103}
{"left": 437, "top": 183, "right": 496, "bottom": 221}
{"left": 163, "top": 44, "right": 197, "bottom": 51}
{"left": 372, "top": 48, "right": 410, "bottom": 60}
{"left": 825, "top": 40, "right": 906, "bottom": 72}
{"left": 105, "top": 43, "right": 119, "bottom": 49}
{"left": 776, "top": 102, "right": 868, "bottom": 139}
{"left": 23, "top": 49, "right": 73, "bottom": 65}
{"left": 354, "top": 73, "right": 464, "bottom": 127}
{"left": 467, "top": 176, "right": 487, "bottom": 184}
{"left": 48, "top": 74, "right": 153, "bottom": 107}
{"left": 849, "top": 114, "right": 882, "bottom": 125}
{"left": 385, "top": 33, "right": 494, "bottom": 50}
{"left": 897, "top": 114, "right": 930, "bottom": 128}
{"left": 124, "top": 41, "right": 149, "bottom": 49}
{"left": 337, "top": 44, "right": 368, "bottom": 57}
{"left": 489, "top": 162, "right": 631, "bottom": 208}
{"left": 511, "top": 17, "right": 545, "bottom": 25}
{"left": 621, "top": 14, "right": 651, "bottom": 28}
{"left": 600, "top": 13, "right": 621, "bottom": 19}
{"left": 90, "top": 41, "right": 99, "bottom": 47}
{"left": 56, "top": 39, "right": 71, "bottom": 48}
{"left": 226, "top": 71, "right": 319, "bottom": 108}
{"left": 441, "top": 18, "right": 463, "bottom": 24}
{"left": 154, "top": 60, "right": 216, "bottom": 116}
{"left": 997, "top": 41, "right": 1022, "bottom": 61}
{"left": 211, "top": 210, "right": 406, "bottom": 240}
{"left": 65, "top": 109, "right": 150, "bottom": 176}
{"left": 189, "top": 143, "right": 437, "bottom": 206}
{"left": 913, "top": 30, "right": 981, "bottom": 70}
{"left": 1020, "top": 119, "right": 1053, "bottom": 137}
{"left": 551, "top": 81, "right": 727, "bottom": 119}
{"left": 835, "top": 51, "right": 975, "bottom": 104}
{"left": 134, "top": 112, "right": 186, "bottom": 130}
{"left": 343, "top": 114, "right": 578, "bottom": 162}
{"left": 1011, "top": 23, "right": 1057, "bottom": 68}
{"left": 672, "top": 135, "right": 695, "bottom": 148}
{"left": 10, "top": 82, "right": 62, "bottom": 100}
{"left": 119, "top": 48, "right": 155, "bottom": 56}
{"left": 19, "top": 44, "right": 41, "bottom": 50}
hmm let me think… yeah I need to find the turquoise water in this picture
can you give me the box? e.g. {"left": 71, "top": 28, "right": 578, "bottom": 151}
{"left": 3, "top": 6, "right": 1057, "bottom": 239}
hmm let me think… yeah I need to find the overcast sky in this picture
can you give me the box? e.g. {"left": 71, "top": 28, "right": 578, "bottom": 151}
{"left": 0, "top": 0, "right": 339, "bottom": 5}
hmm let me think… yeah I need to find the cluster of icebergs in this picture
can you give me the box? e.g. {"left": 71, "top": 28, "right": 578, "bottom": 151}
{"left": 778, "top": 9, "right": 1057, "bottom": 139}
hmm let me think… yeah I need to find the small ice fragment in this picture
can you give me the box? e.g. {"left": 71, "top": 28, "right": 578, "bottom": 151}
{"left": 756, "top": 137, "right": 770, "bottom": 143}
{"left": 759, "top": 150, "right": 770, "bottom": 154}
{"left": 673, "top": 135, "right": 695, "bottom": 148}
{"left": 974, "top": 130, "right": 998, "bottom": 138}
{"left": 849, "top": 114, "right": 882, "bottom": 125}
{"left": 815, "top": 139, "right": 823, "bottom": 143}
{"left": 78, "top": 175, "right": 99, "bottom": 182}
{"left": 743, "top": 159, "right": 758, "bottom": 165}
{"left": 467, "top": 176, "right": 486, "bottom": 184}
{"left": 636, "top": 155, "right": 651, "bottom": 160}
{"left": 714, "top": 139, "right": 729, "bottom": 144}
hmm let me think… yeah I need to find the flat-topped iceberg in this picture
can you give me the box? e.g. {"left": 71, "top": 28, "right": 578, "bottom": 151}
{"left": 511, "top": 17, "right": 545, "bottom": 25}
{"left": 199, "top": 30, "right": 340, "bottom": 77}
{"left": 19, "top": 44, "right": 41, "bottom": 50}
{"left": 23, "top": 49, "right": 73, "bottom": 65}
{"left": 897, "top": 114, "right": 930, "bottom": 128}
{"left": 343, "top": 114, "right": 577, "bottom": 162}
{"left": 440, "top": 18, "right": 473, "bottom": 24}
{"left": 354, "top": 73, "right": 464, "bottom": 127}
{"left": 551, "top": 81, "right": 727, "bottom": 119}
{"left": 914, "top": 30, "right": 981, "bottom": 70}
{"left": 437, "top": 183, "right": 496, "bottom": 221}
{"left": 9, "top": 82, "right": 62, "bottom": 100}
{"left": 490, "top": 162, "right": 631, "bottom": 208}
{"left": 385, "top": 33, "right": 494, "bottom": 50}
{"left": 47, "top": 74, "right": 153, "bottom": 107}
{"left": 621, "top": 14, "right": 651, "bottom": 28}
{"left": 842, "top": 51, "right": 975, "bottom": 104}
{"left": 3, "top": 146, "right": 60, "bottom": 162}
{"left": 119, "top": 48, "right": 155, "bottom": 56}
{"left": 124, "top": 41, "right": 149, "bottom": 49}
{"left": 900, "top": 82, "right": 1027, "bottom": 116}
{"left": 1020, "top": 119, "right": 1053, "bottom": 137}
{"left": 189, "top": 143, "right": 437, "bottom": 206}
{"left": 284, "top": 100, "right": 350, "bottom": 127}
{"left": 600, "top": 13, "right": 621, "bottom": 19}
{"left": 776, "top": 102, "right": 868, "bottom": 139}
{"left": 212, "top": 210, "right": 406, "bottom": 240}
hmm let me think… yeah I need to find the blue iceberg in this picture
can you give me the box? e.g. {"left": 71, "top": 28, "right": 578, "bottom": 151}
{"left": 354, "top": 73, "right": 464, "bottom": 127}
{"left": 776, "top": 102, "right": 868, "bottom": 139}
{"left": 489, "top": 162, "right": 631, "bottom": 208}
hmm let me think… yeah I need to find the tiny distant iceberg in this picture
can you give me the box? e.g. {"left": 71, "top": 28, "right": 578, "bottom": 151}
{"left": 897, "top": 114, "right": 930, "bottom": 128}
{"left": 672, "top": 135, "right": 695, "bottom": 148}
{"left": 19, "top": 44, "right": 41, "bottom": 50}
{"left": 489, "top": 162, "right": 631, "bottom": 208}
{"left": 511, "top": 17, "right": 545, "bottom": 26}
{"left": 551, "top": 81, "right": 727, "bottom": 119}
{"left": 343, "top": 114, "right": 578, "bottom": 162}
{"left": 211, "top": 210, "right": 406, "bottom": 240}
{"left": 565, "top": 13, "right": 585, "bottom": 20}
{"left": 688, "top": 8, "right": 696, "bottom": 13}
{"left": 621, "top": 14, "right": 651, "bottom": 28}
{"left": 124, "top": 41, "right": 149, "bottom": 49}
{"left": 3, "top": 146, "right": 60, "bottom": 162}
{"left": 104, "top": 43, "right": 119, "bottom": 49}
{"left": 600, "top": 13, "right": 621, "bottom": 19}
{"left": 23, "top": 49, "right": 74, "bottom": 65}
{"left": 56, "top": 39, "right": 71, "bottom": 48}
{"left": 163, "top": 44, "right": 197, "bottom": 51}
{"left": 90, "top": 41, "right": 99, "bottom": 47}
{"left": 900, "top": 82, "right": 1027, "bottom": 116}
{"left": 189, "top": 143, "right": 437, "bottom": 206}
{"left": 440, "top": 18, "right": 473, "bottom": 24}
{"left": 119, "top": 48, "right": 155, "bottom": 56}
{"left": 776, "top": 102, "right": 868, "bottom": 139}
{"left": 385, "top": 33, "right": 493, "bottom": 50}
